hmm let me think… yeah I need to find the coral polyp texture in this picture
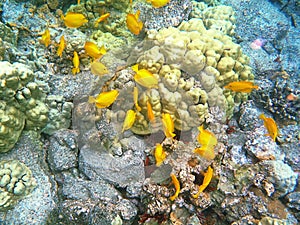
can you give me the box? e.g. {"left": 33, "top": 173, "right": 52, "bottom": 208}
{"left": 0, "top": 160, "right": 36, "bottom": 211}
{"left": 0, "top": 61, "right": 48, "bottom": 153}
{"left": 117, "top": 18, "right": 254, "bottom": 135}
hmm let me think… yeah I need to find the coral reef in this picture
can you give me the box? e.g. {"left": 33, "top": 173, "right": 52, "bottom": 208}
{"left": 0, "top": 61, "right": 48, "bottom": 153}
{"left": 0, "top": 160, "right": 36, "bottom": 211}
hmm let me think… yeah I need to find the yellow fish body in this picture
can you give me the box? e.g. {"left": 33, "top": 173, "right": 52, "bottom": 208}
{"left": 88, "top": 90, "right": 119, "bottom": 108}
{"left": 259, "top": 114, "right": 278, "bottom": 141}
{"left": 192, "top": 166, "right": 213, "bottom": 198}
{"left": 41, "top": 29, "right": 50, "bottom": 47}
{"left": 90, "top": 61, "right": 109, "bottom": 76}
{"left": 57, "top": 35, "right": 66, "bottom": 57}
{"left": 224, "top": 81, "right": 259, "bottom": 93}
{"left": 170, "top": 174, "right": 180, "bottom": 201}
{"left": 126, "top": 10, "right": 143, "bottom": 35}
{"left": 194, "top": 125, "right": 217, "bottom": 160}
{"left": 84, "top": 41, "right": 106, "bottom": 59}
{"left": 154, "top": 143, "right": 166, "bottom": 166}
{"left": 147, "top": 0, "right": 170, "bottom": 8}
{"left": 62, "top": 12, "right": 88, "bottom": 28}
{"left": 132, "top": 64, "right": 158, "bottom": 89}
{"left": 122, "top": 109, "right": 136, "bottom": 132}
{"left": 94, "top": 13, "right": 110, "bottom": 27}
{"left": 133, "top": 87, "right": 141, "bottom": 111}
{"left": 72, "top": 51, "right": 80, "bottom": 75}
{"left": 147, "top": 101, "right": 155, "bottom": 123}
{"left": 161, "top": 113, "right": 176, "bottom": 138}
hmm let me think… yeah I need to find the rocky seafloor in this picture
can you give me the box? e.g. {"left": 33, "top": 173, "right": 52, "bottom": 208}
{"left": 0, "top": 0, "right": 299, "bottom": 224}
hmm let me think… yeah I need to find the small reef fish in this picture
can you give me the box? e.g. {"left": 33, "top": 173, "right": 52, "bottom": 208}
{"left": 147, "top": 101, "right": 155, "bottom": 123}
{"left": 161, "top": 113, "right": 176, "bottom": 138}
{"left": 57, "top": 35, "right": 66, "bottom": 57}
{"left": 88, "top": 90, "right": 119, "bottom": 108}
{"left": 72, "top": 51, "right": 80, "bottom": 75}
{"left": 194, "top": 125, "right": 217, "bottom": 160}
{"left": 90, "top": 61, "right": 109, "bottom": 76}
{"left": 122, "top": 109, "right": 136, "bottom": 132}
{"left": 147, "top": 0, "right": 171, "bottom": 8}
{"left": 84, "top": 41, "right": 107, "bottom": 59}
{"left": 170, "top": 174, "right": 180, "bottom": 201}
{"left": 250, "top": 38, "right": 266, "bottom": 50}
{"left": 94, "top": 13, "right": 110, "bottom": 27}
{"left": 62, "top": 12, "right": 88, "bottom": 28}
{"left": 126, "top": 10, "right": 143, "bottom": 35}
{"left": 133, "top": 87, "right": 141, "bottom": 111}
{"left": 192, "top": 166, "right": 213, "bottom": 198}
{"left": 224, "top": 81, "right": 259, "bottom": 93}
{"left": 78, "top": 0, "right": 80, "bottom": 4}
{"left": 259, "top": 114, "right": 279, "bottom": 142}
{"left": 154, "top": 143, "right": 166, "bottom": 166}
{"left": 41, "top": 29, "right": 50, "bottom": 47}
{"left": 132, "top": 64, "right": 158, "bottom": 89}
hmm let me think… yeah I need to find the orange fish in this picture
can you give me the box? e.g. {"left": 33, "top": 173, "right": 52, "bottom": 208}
{"left": 161, "top": 113, "right": 175, "bottom": 138}
{"left": 72, "top": 51, "right": 80, "bottom": 75}
{"left": 132, "top": 64, "right": 158, "bottom": 89}
{"left": 133, "top": 87, "right": 141, "bottom": 111}
{"left": 170, "top": 174, "right": 180, "bottom": 201}
{"left": 194, "top": 125, "right": 217, "bottom": 160}
{"left": 57, "top": 35, "right": 66, "bottom": 57}
{"left": 84, "top": 41, "right": 107, "bottom": 59}
{"left": 224, "top": 81, "right": 259, "bottom": 93}
{"left": 122, "top": 109, "right": 136, "bottom": 132}
{"left": 259, "top": 114, "right": 278, "bottom": 142}
{"left": 94, "top": 13, "right": 110, "bottom": 27}
{"left": 147, "top": 100, "right": 155, "bottom": 123}
{"left": 88, "top": 90, "right": 119, "bottom": 108}
{"left": 192, "top": 166, "right": 213, "bottom": 198}
{"left": 126, "top": 10, "right": 143, "bottom": 35}
{"left": 154, "top": 143, "right": 166, "bottom": 166}
{"left": 41, "top": 29, "right": 50, "bottom": 47}
{"left": 147, "top": 0, "right": 170, "bottom": 8}
{"left": 62, "top": 12, "right": 88, "bottom": 28}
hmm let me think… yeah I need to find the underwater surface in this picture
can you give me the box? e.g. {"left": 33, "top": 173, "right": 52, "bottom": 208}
{"left": 0, "top": 0, "right": 299, "bottom": 224}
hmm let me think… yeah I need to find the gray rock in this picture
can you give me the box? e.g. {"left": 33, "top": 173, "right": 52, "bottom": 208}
{"left": 79, "top": 145, "right": 145, "bottom": 197}
{"left": 238, "top": 100, "right": 262, "bottom": 131}
{"left": 285, "top": 192, "right": 300, "bottom": 211}
{"left": 47, "top": 129, "right": 79, "bottom": 172}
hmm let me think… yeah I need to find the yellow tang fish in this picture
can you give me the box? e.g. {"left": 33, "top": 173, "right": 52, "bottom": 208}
{"left": 122, "top": 109, "right": 136, "bottom": 132}
{"left": 72, "top": 51, "right": 80, "bottom": 75}
{"left": 62, "top": 12, "right": 88, "bottom": 28}
{"left": 170, "top": 174, "right": 180, "bottom": 201}
{"left": 147, "top": 0, "right": 170, "bottom": 8}
{"left": 57, "top": 35, "right": 66, "bottom": 57}
{"left": 84, "top": 41, "right": 107, "bottom": 59}
{"left": 194, "top": 125, "right": 217, "bottom": 160}
{"left": 132, "top": 64, "right": 158, "bottom": 89}
{"left": 133, "top": 87, "right": 141, "bottom": 111}
{"left": 41, "top": 28, "right": 50, "bottom": 47}
{"left": 154, "top": 143, "right": 166, "bottom": 166}
{"left": 90, "top": 61, "right": 109, "bottom": 76}
{"left": 224, "top": 81, "right": 259, "bottom": 93}
{"left": 192, "top": 166, "right": 213, "bottom": 198}
{"left": 94, "top": 13, "right": 110, "bottom": 27}
{"left": 88, "top": 90, "right": 119, "bottom": 108}
{"left": 126, "top": 10, "right": 143, "bottom": 35}
{"left": 147, "top": 100, "right": 155, "bottom": 123}
{"left": 259, "top": 114, "right": 278, "bottom": 142}
{"left": 161, "top": 113, "right": 175, "bottom": 138}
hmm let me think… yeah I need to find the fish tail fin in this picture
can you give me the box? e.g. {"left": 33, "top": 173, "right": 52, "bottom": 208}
{"left": 138, "top": 21, "right": 143, "bottom": 30}
{"left": 94, "top": 21, "right": 99, "bottom": 27}
{"left": 253, "top": 85, "right": 259, "bottom": 90}
{"left": 72, "top": 67, "right": 80, "bottom": 75}
{"left": 88, "top": 96, "right": 95, "bottom": 103}
{"left": 259, "top": 114, "right": 266, "bottom": 120}
{"left": 135, "top": 10, "right": 141, "bottom": 19}
{"left": 60, "top": 14, "right": 65, "bottom": 21}
{"left": 132, "top": 64, "right": 139, "bottom": 72}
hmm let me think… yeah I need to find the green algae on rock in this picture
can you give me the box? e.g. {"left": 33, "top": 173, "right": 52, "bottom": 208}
{"left": 0, "top": 61, "right": 49, "bottom": 153}
{"left": 0, "top": 160, "right": 36, "bottom": 211}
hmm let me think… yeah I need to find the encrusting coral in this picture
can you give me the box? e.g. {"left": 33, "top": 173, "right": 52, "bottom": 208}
{"left": 0, "top": 61, "right": 48, "bottom": 153}
{"left": 0, "top": 160, "right": 36, "bottom": 211}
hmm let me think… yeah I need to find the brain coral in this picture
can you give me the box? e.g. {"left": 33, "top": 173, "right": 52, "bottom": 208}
{"left": 0, "top": 160, "right": 36, "bottom": 211}
{"left": 0, "top": 61, "right": 48, "bottom": 153}
{"left": 110, "top": 18, "right": 254, "bottom": 135}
